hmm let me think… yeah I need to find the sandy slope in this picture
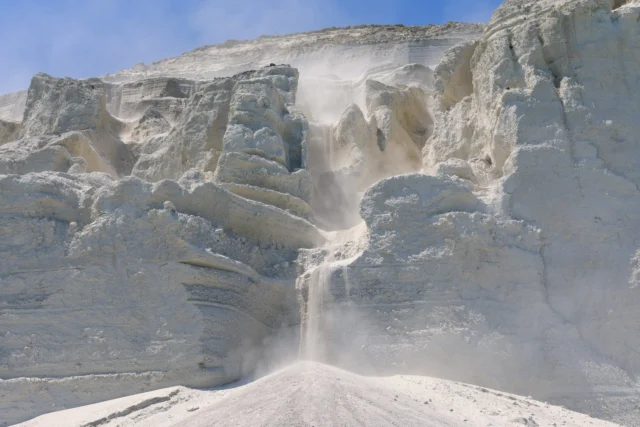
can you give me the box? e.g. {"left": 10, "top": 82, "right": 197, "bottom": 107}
{"left": 102, "top": 23, "right": 482, "bottom": 84}
{"left": 18, "top": 362, "right": 618, "bottom": 427}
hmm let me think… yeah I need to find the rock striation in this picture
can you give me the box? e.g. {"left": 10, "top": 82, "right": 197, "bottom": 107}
{"left": 0, "top": 65, "right": 321, "bottom": 426}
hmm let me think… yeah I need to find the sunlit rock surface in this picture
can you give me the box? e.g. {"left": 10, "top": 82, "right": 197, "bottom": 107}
{"left": 3, "top": 7, "right": 640, "bottom": 427}
{"left": 302, "top": 1, "right": 640, "bottom": 425}
{"left": 0, "top": 66, "right": 319, "bottom": 426}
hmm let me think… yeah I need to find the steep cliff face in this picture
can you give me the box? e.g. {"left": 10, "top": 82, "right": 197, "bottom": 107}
{"left": 0, "top": 66, "right": 320, "bottom": 426}
{"left": 301, "top": 0, "right": 640, "bottom": 425}
{"left": 3, "top": 6, "right": 640, "bottom": 427}
{"left": 431, "top": 0, "right": 640, "bottom": 404}
{"left": 0, "top": 26, "right": 480, "bottom": 424}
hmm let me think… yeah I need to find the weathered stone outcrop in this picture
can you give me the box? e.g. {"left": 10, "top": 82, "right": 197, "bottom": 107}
{"left": 0, "top": 131, "right": 134, "bottom": 178}
{"left": 3, "top": 74, "right": 137, "bottom": 179}
{"left": 128, "top": 108, "right": 172, "bottom": 143}
{"left": 214, "top": 152, "right": 311, "bottom": 202}
{"left": 0, "top": 65, "right": 320, "bottom": 426}
{"left": 366, "top": 80, "right": 431, "bottom": 172}
{"left": 0, "top": 170, "right": 309, "bottom": 425}
{"left": 424, "top": 8, "right": 640, "bottom": 419}
{"left": 19, "top": 74, "right": 118, "bottom": 139}
{"left": 131, "top": 66, "right": 306, "bottom": 183}
{"left": 305, "top": 63, "right": 434, "bottom": 229}
{"left": 299, "top": 1, "right": 640, "bottom": 425}
{"left": 106, "top": 77, "right": 195, "bottom": 123}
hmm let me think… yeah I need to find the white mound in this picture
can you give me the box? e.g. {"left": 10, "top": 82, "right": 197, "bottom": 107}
{"left": 18, "top": 362, "right": 617, "bottom": 427}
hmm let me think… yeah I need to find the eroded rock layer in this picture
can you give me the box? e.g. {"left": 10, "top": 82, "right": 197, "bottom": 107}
{"left": 0, "top": 65, "right": 321, "bottom": 426}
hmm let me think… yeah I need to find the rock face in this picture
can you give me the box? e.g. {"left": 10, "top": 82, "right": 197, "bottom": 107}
{"left": 0, "top": 65, "right": 321, "bottom": 426}
{"left": 0, "top": 90, "right": 27, "bottom": 122}
{"left": 297, "top": 1, "right": 640, "bottom": 425}
{"left": 131, "top": 66, "right": 306, "bottom": 182}
{"left": 431, "top": 3, "right": 640, "bottom": 415}
{"left": 3, "top": 7, "right": 640, "bottom": 427}
{"left": 1, "top": 29, "right": 469, "bottom": 426}
{"left": 104, "top": 24, "right": 481, "bottom": 124}
{"left": 305, "top": 64, "right": 434, "bottom": 229}
{"left": 2, "top": 74, "right": 136, "bottom": 178}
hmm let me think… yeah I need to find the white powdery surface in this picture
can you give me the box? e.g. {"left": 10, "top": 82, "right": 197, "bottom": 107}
{"left": 102, "top": 24, "right": 483, "bottom": 84}
{"left": 17, "top": 362, "right": 618, "bottom": 427}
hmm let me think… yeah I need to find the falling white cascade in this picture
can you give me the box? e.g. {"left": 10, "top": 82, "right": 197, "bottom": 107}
{"left": 299, "top": 260, "right": 334, "bottom": 362}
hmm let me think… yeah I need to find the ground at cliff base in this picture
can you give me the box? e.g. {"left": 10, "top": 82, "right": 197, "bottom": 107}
{"left": 18, "top": 362, "right": 619, "bottom": 427}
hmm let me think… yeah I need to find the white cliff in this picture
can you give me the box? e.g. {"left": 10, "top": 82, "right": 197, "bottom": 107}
{"left": 0, "top": 65, "right": 321, "bottom": 426}
{"left": 300, "top": 0, "right": 640, "bottom": 425}
{"left": 1, "top": 4, "right": 640, "bottom": 427}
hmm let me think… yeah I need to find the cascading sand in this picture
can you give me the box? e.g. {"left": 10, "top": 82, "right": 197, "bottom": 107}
{"left": 298, "top": 260, "right": 333, "bottom": 361}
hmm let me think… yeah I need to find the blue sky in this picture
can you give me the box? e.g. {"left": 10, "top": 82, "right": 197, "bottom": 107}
{"left": 0, "top": 0, "right": 501, "bottom": 95}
